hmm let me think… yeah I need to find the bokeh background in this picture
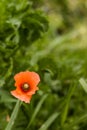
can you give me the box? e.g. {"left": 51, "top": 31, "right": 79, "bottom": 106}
{"left": 0, "top": 0, "right": 87, "bottom": 130}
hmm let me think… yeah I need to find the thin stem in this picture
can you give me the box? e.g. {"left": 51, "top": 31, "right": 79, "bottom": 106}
{"left": 5, "top": 100, "right": 22, "bottom": 130}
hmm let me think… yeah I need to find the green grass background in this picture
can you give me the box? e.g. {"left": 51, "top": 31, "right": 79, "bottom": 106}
{"left": 0, "top": 0, "right": 87, "bottom": 130}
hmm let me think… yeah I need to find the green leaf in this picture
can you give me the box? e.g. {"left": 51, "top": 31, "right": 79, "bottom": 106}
{"left": 79, "top": 78, "right": 87, "bottom": 93}
{"left": 0, "top": 89, "right": 16, "bottom": 103}
{"left": 0, "top": 78, "right": 5, "bottom": 87}
{"left": 4, "top": 58, "right": 13, "bottom": 79}
{"left": 38, "top": 112, "right": 59, "bottom": 130}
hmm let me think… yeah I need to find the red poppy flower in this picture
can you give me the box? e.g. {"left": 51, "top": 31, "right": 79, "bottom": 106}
{"left": 11, "top": 71, "right": 40, "bottom": 103}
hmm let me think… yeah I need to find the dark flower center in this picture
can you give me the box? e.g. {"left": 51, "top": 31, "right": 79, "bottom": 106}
{"left": 21, "top": 83, "right": 30, "bottom": 92}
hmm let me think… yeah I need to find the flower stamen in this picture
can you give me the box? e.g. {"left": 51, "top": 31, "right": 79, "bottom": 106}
{"left": 21, "top": 83, "right": 30, "bottom": 92}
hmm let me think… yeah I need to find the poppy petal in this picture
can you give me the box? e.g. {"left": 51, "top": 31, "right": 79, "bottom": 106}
{"left": 11, "top": 90, "right": 32, "bottom": 103}
{"left": 27, "top": 86, "right": 39, "bottom": 95}
{"left": 14, "top": 71, "right": 40, "bottom": 87}
{"left": 11, "top": 71, "right": 40, "bottom": 103}
{"left": 28, "top": 71, "right": 40, "bottom": 86}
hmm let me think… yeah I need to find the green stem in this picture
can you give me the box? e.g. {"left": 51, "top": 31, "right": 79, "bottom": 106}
{"left": 25, "top": 94, "right": 48, "bottom": 130}
{"left": 5, "top": 100, "right": 22, "bottom": 130}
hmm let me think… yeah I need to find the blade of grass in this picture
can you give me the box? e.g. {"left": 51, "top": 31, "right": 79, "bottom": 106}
{"left": 38, "top": 112, "right": 59, "bottom": 130}
{"left": 79, "top": 78, "right": 87, "bottom": 93}
{"left": 25, "top": 94, "right": 48, "bottom": 130}
{"left": 5, "top": 100, "right": 21, "bottom": 130}
{"left": 64, "top": 113, "right": 87, "bottom": 129}
{"left": 61, "top": 85, "right": 76, "bottom": 126}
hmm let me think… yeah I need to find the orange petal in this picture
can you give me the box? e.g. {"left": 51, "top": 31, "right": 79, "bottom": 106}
{"left": 11, "top": 90, "right": 32, "bottom": 103}
{"left": 11, "top": 71, "right": 40, "bottom": 103}
{"left": 27, "top": 86, "right": 39, "bottom": 95}
{"left": 14, "top": 71, "right": 40, "bottom": 87}
{"left": 14, "top": 72, "right": 26, "bottom": 87}
{"left": 28, "top": 71, "right": 40, "bottom": 86}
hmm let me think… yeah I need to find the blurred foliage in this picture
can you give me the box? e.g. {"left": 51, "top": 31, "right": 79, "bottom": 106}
{"left": 0, "top": 0, "right": 48, "bottom": 74}
{"left": 0, "top": 0, "right": 87, "bottom": 130}
{"left": 48, "top": 0, "right": 87, "bottom": 31}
